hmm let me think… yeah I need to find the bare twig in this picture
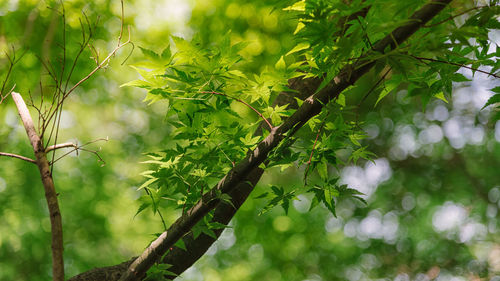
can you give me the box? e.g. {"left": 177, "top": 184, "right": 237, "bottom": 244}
{"left": 45, "top": 142, "right": 78, "bottom": 153}
{"left": 49, "top": 137, "right": 108, "bottom": 165}
{"left": 0, "top": 152, "right": 36, "bottom": 163}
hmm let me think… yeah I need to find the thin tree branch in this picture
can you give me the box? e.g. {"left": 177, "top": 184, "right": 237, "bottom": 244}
{"left": 0, "top": 152, "right": 36, "bottom": 163}
{"left": 49, "top": 137, "right": 109, "bottom": 165}
{"left": 11, "top": 92, "right": 64, "bottom": 281}
{"left": 410, "top": 55, "right": 500, "bottom": 78}
{"left": 423, "top": 5, "right": 488, "bottom": 28}
{"left": 45, "top": 142, "right": 78, "bottom": 153}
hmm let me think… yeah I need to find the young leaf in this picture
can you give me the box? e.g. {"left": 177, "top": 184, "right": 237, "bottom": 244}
{"left": 375, "top": 81, "right": 399, "bottom": 107}
{"left": 482, "top": 94, "right": 500, "bottom": 110}
{"left": 134, "top": 202, "right": 151, "bottom": 218}
{"left": 175, "top": 239, "right": 187, "bottom": 251}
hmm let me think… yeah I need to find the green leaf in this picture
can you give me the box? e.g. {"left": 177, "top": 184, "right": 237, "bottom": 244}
{"left": 434, "top": 92, "right": 448, "bottom": 103}
{"left": 175, "top": 239, "right": 187, "bottom": 251}
{"left": 219, "top": 193, "right": 236, "bottom": 209}
{"left": 208, "top": 222, "right": 228, "bottom": 230}
{"left": 161, "top": 45, "right": 172, "bottom": 60}
{"left": 491, "top": 86, "right": 500, "bottom": 94}
{"left": 336, "top": 93, "right": 345, "bottom": 107}
{"left": 139, "top": 46, "right": 160, "bottom": 60}
{"left": 137, "top": 178, "right": 158, "bottom": 190}
{"left": 134, "top": 202, "right": 151, "bottom": 218}
{"left": 482, "top": 93, "right": 500, "bottom": 109}
{"left": 120, "top": 79, "right": 151, "bottom": 88}
{"left": 375, "top": 81, "right": 399, "bottom": 107}
{"left": 317, "top": 160, "right": 328, "bottom": 181}
{"left": 202, "top": 228, "right": 217, "bottom": 239}
{"left": 283, "top": 1, "right": 305, "bottom": 11}
{"left": 275, "top": 55, "right": 286, "bottom": 70}
{"left": 451, "top": 73, "right": 470, "bottom": 82}
{"left": 254, "top": 192, "right": 269, "bottom": 199}
{"left": 286, "top": 42, "right": 310, "bottom": 56}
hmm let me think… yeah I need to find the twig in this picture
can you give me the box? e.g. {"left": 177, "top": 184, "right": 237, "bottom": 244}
{"left": 411, "top": 55, "right": 500, "bottom": 78}
{"left": 45, "top": 142, "right": 78, "bottom": 153}
{"left": 200, "top": 91, "right": 274, "bottom": 131}
{"left": 423, "top": 5, "right": 488, "bottom": 28}
{"left": 41, "top": 0, "right": 132, "bottom": 143}
{"left": 358, "top": 66, "right": 392, "bottom": 107}
{"left": 49, "top": 137, "right": 108, "bottom": 165}
{"left": 0, "top": 152, "right": 36, "bottom": 163}
{"left": 0, "top": 84, "right": 16, "bottom": 104}
{"left": 63, "top": 24, "right": 131, "bottom": 99}
{"left": 217, "top": 143, "right": 235, "bottom": 167}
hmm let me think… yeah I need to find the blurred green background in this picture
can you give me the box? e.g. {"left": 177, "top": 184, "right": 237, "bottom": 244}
{"left": 1, "top": 0, "right": 500, "bottom": 280}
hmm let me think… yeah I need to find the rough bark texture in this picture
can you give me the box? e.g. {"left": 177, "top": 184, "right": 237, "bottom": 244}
{"left": 12, "top": 92, "right": 65, "bottom": 281}
{"left": 69, "top": 1, "right": 453, "bottom": 280}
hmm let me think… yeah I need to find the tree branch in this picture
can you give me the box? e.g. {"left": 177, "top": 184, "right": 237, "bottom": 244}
{"left": 45, "top": 142, "right": 78, "bottom": 153}
{"left": 11, "top": 92, "right": 64, "bottom": 281}
{"left": 0, "top": 152, "right": 36, "bottom": 163}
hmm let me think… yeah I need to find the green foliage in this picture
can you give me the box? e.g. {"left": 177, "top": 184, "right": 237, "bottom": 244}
{"left": 145, "top": 264, "right": 176, "bottom": 281}
{"left": 1, "top": 0, "right": 500, "bottom": 280}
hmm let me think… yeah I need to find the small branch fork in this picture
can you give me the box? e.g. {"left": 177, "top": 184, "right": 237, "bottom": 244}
{"left": 200, "top": 91, "right": 274, "bottom": 131}
{"left": 0, "top": 138, "right": 108, "bottom": 165}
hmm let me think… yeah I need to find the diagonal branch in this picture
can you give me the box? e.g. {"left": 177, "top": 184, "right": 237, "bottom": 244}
{"left": 69, "top": 1, "right": 453, "bottom": 280}
{"left": 0, "top": 152, "right": 36, "bottom": 163}
{"left": 116, "top": 1, "right": 453, "bottom": 280}
{"left": 11, "top": 92, "right": 64, "bottom": 281}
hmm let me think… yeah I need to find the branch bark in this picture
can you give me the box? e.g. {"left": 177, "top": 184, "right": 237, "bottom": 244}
{"left": 11, "top": 92, "right": 65, "bottom": 281}
{"left": 69, "top": 1, "right": 453, "bottom": 280}
{"left": 45, "top": 142, "right": 78, "bottom": 153}
{"left": 0, "top": 151, "right": 36, "bottom": 163}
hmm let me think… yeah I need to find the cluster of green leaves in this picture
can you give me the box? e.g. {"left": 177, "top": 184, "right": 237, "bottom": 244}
{"left": 126, "top": 33, "right": 302, "bottom": 217}
{"left": 130, "top": 0, "right": 499, "bottom": 231}
{"left": 372, "top": 2, "right": 499, "bottom": 110}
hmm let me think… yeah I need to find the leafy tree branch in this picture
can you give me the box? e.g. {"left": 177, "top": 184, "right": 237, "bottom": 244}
{"left": 112, "top": 1, "right": 453, "bottom": 280}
